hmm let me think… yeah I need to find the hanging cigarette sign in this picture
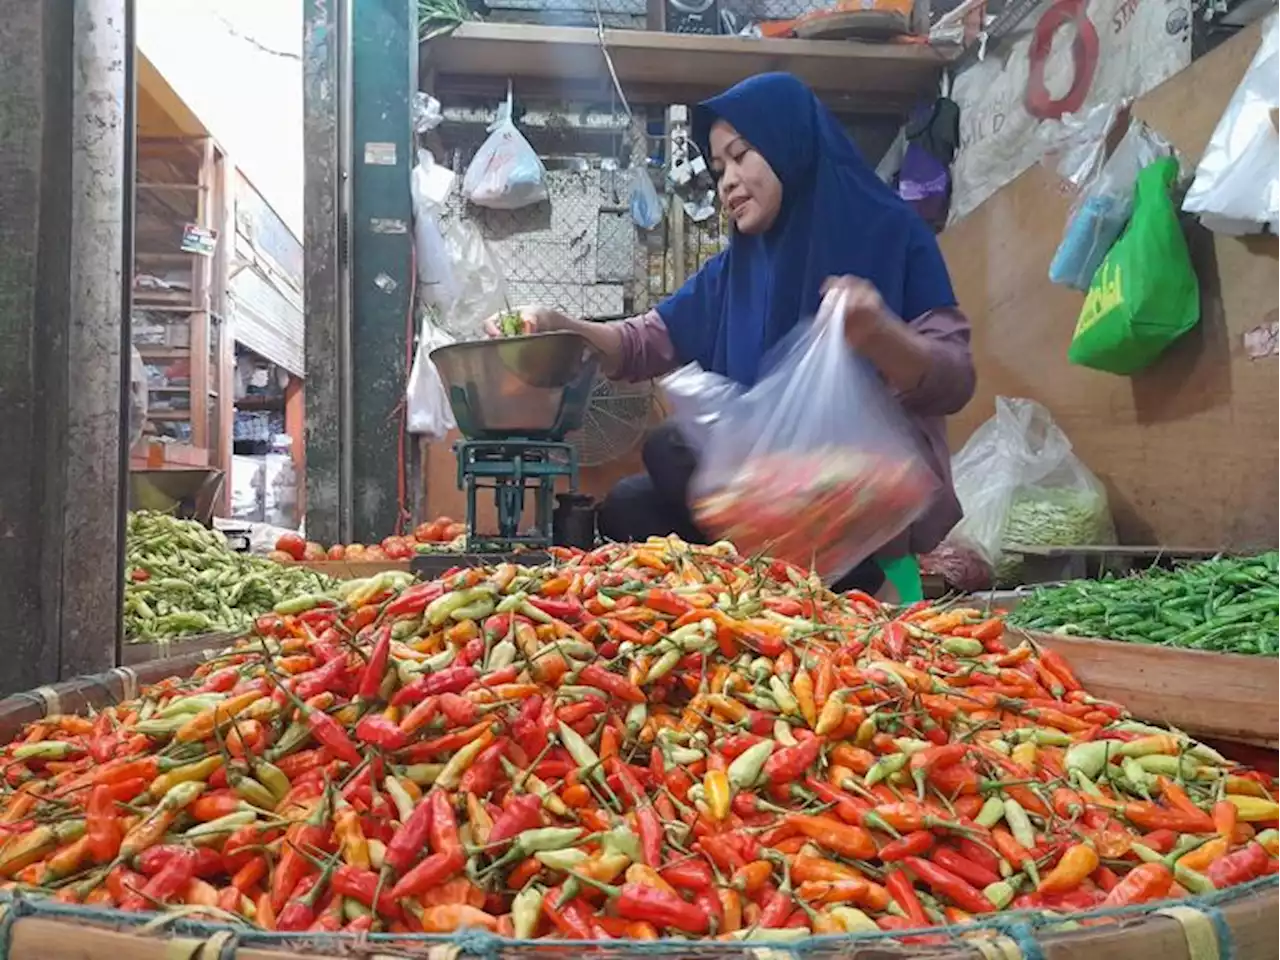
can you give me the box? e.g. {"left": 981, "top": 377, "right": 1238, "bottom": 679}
{"left": 180, "top": 223, "right": 219, "bottom": 257}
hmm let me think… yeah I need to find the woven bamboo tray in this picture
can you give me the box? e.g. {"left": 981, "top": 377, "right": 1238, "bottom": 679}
{"left": 0, "top": 650, "right": 1273, "bottom": 959}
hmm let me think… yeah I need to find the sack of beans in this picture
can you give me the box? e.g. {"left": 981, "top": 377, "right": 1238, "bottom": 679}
{"left": 689, "top": 293, "right": 938, "bottom": 581}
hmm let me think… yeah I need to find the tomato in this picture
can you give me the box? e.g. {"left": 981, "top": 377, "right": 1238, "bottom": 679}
{"left": 444, "top": 523, "right": 465, "bottom": 541}
{"left": 346, "top": 544, "right": 367, "bottom": 559}
{"left": 130, "top": 568, "right": 151, "bottom": 583}
{"left": 303, "top": 542, "right": 327, "bottom": 561}
{"left": 268, "top": 550, "right": 295, "bottom": 564}
{"left": 275, "top": 532, "right": 307, "bottom": 561}
{"left": 327, "top": 544, "right": 347, "bottom": 560}
{"left": 384, "top": 539, "right": 413, "bottom": 560}
{"left": 364, "top": 546, "right": 388, "bottom": 561}
{"left": 413, "top": 523, "right": 435, "bottom": 543}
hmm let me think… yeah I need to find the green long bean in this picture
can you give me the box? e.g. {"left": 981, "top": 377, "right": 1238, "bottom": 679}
{"left": 1007, "top": 552, "right": 1279, "bottom": 657}
{"left": 125, "top": 511, "right": 337, "bottom": 643}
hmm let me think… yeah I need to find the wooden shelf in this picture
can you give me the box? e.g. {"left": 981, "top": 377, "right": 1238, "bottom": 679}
{"left": 148, "top": 410, "right": 193, "bottom": 421}
{"left": 137, "top": 346, "right": 191, "bottom": 359}
{"left": 133, "top": 303, "right": 202, "bottom": 313}
{"left": 420, "top": 24, "right": 957, "bottom": 113}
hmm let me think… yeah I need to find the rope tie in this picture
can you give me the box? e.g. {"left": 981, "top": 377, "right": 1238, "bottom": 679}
{"left": 30, "top": 686, "right": 62, "bottom": 718}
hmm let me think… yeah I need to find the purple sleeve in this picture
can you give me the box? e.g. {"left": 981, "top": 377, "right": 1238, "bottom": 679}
{"left": 895, "top": 307, "right": 976, "bottom": 417}
{"left": 612, "top": 311, "right": 680, "bottom": 382}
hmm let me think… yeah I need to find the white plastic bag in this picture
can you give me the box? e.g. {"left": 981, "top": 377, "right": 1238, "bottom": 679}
{"left": 690, "top": 291, "right": 938, "bottom": 581}
{"left": 929, "top": 397, "right": 1115, "bottom": 588}
{"left": 629, "top": 165, "right": 664, "bottom": 229}
{"left": 434, "top": 219, "right": 511, "bottom": 341}
{"left": 1183, "top": 12, "right": 1279, "bottom": 235}
{"left": 1048, "top": 118, "right": 1176, "bottom": 290}
{"left": 412, "top": 150, "right": 459, "bottom": 308}
{"left": 406, "top": 321, "right": 457, "bottom": 440}
{"left": 1036, "top": 101, "right": 1125, "bottom": 191}
{"left": 462, "top": 87, "right": 548, "bottom": 210}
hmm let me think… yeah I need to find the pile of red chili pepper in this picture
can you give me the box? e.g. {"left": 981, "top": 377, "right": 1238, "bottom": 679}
{"left": 0, "top": 537, "right": 1276, "bottom": 942}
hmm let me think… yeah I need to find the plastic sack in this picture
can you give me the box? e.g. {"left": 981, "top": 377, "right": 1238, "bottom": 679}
{"left": 1183, "top": 12, "right": 1279, "bottom": 235}
{"left": 689, "top": 292, "right": 938, "bottom": 581}
{"left": 629, "top": 165, "right": 664, "bottom": 229}
{"left": 1069, "top": 157, "right": 1200, "bottom": 375}
{"left": 412, "top": 150, "right": 459, "bottom": 308}
{"left": 462, "top": 87, "right": 548, "bottom": 210}
{"left": 1049, "top": 119, "right": 1175, "bottom": 290}
{"left": 406, "top": 321, "right": 457, "bottom": 440}
{"left": 935, "top": 397, "right": 1114, "bottom": 587}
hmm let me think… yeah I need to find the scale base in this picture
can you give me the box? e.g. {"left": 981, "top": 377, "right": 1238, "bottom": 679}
{"left": 455, "top": 439, "right": 578, "bottom": 550}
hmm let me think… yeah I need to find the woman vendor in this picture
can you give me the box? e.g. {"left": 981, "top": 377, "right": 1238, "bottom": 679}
{"left": 487, "top": 73, "right": 975, "bottom": 597}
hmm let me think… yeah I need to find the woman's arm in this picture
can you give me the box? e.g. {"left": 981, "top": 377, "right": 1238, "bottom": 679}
{"left": 486, "top": 308, "right": 677, "bottom": 382}
{"left": 824, "top": 276, "right": 976, "bottom": 416}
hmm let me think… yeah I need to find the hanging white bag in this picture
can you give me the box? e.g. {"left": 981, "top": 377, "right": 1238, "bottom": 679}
{"left": 1182, "top": 12, "right": 1279, "bottom": 235}
{"left": 462, "top": 85, "right": 548, "bottom": 210}
{"left": 406, "top": 321, "right": 457, "bottom": 440}
{"left": 412, "top": 149, "right": 459, "bottom": 308}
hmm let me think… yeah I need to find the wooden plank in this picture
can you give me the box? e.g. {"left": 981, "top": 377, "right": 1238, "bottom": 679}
{"left": 421, "top": 24, "right": 956, "bottom": 113}
{"left": 1029, "top": 631, "right": 1280, "bottom": 748}
{"left": 939, "top": 22, "right": 1279, "bottom": 552}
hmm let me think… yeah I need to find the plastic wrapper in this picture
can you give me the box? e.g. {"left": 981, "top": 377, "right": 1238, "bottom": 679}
{"left": 1049, "top": 119, "right": 1175, "bottom": 290}
{"left": 434, "top": 220, "right": 510, "bottom": 341}
{"left": 406, "top": 320, "right": 457, "bottom": 440}
{"left": 413, "top": 149, "right": 459, "bottom": 308}
{"left": 919, "top": 541, "right": 993, "bottom": 593}
{"left": 689, "top": 292, "right": 938, "bottom": 581}
{"left": 935, "top": 397, "right": 1114, "bottom": 587}
{"left": 1036, "top": 101, "right": 1125, "bottom": 192}
{"left": 462, "top": 87, "right": 548, "bottom": 210}
{"left": 1182, "top": 12, "right": 1279, "bottom": 235}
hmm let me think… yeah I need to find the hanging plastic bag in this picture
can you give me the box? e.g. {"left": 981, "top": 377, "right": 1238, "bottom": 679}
{"left": 924, "top": 397, "right": 1115, "bottom": 589}
{"left": 1035, "top": 100, "right": 1125, "bottom": 192}
{"left": 1069, "top": 157, "right": 1200, "bottom": 375}
{"left": 1048, "top": 118, "right": 1176, "bottom": 290}
{"left": 629, "top": 164, "right": 664, "bottom": 229}
{"left": 406, "top": 321, "right": 457, "bottom": 440}
{"left": 462, "top": 86, "right": 548, "bottom": 210}
{"left": 689, "top": 291, "right": 938, "bottom": 581}
{"left": 434, "top": 219, "right": 510, "bottom": 341}
{"left": 412, "top": 150, "right": 459, "bottom": 308}
{"left": 1183, "top": 12, "right": 1279, "bottom": 235}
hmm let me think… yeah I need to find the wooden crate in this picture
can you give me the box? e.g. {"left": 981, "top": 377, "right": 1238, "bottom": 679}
{"left": 1030, "top": 631, "right": 1280, "bottom": 749}
{"left": 294, "top": 559, "right": 412, "bottom": 579}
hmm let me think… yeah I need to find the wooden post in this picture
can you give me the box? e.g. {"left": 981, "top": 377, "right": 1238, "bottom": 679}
{"left": 0, "top": 0, "right": 128, "bottom": 691}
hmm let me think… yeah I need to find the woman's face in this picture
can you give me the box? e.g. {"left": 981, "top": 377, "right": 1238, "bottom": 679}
{"left": 709, "top": 119, "right": 782, "bottom": 235}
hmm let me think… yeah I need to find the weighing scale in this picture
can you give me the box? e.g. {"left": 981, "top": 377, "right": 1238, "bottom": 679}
{"left": 426, "top": 332, "right": 601, "bottom": 562}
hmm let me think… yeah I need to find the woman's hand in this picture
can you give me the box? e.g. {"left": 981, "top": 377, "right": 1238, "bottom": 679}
{"left": 481, "top": 306, "right": 567, "bottom": 338}
{"left": 822, "top": 276, "right": 890, "bottom": 349}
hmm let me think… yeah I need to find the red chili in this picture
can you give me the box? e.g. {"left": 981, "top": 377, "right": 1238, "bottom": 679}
{"left": 390, "top": 666, "right": 479, "bottom": 707}
{"left": 388, "top": 849, "right": 465, "bottom": 900}
{"left": 902, "top": 856, "right": 994, "bottom": 914}
{"left": 885, "top": 868, "right": 930, "bottom": 927}
{"left": 331, "top": 865, "right": 405, "bottom": 919}
{"left": 353, "top": 713, "right": 407, "bottom": 751}
{"left": 488, "top": 794, "right": 544, "bottom": 847}
{"left": 762, "top": 737, "right": 822, "bottom": 784}
{"left": 577, "top": 664, "right": 646, "bottom": 704}
{"left": 930, "top": 846, "right": 1000, "bottom": 888}
{"left": 878, "top": 830, "right": 935, "bottom": 862}
{"left": 356, "top": 626, "right": 392, "bottom": 701}
{"left": 305, "top": 709, "right": 363, "bottom": 767}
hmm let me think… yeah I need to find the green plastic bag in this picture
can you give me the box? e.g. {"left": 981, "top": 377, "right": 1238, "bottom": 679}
{"left": 1068, "top": 157, "right": 1199, "bottom": 375}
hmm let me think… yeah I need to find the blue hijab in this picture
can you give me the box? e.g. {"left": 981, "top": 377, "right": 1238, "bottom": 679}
{"left": 657, "top": 73, "right": 957, "bottom": 386}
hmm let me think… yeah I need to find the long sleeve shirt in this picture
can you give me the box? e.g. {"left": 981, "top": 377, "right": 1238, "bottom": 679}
{"left": 608, "top": 307, "right": 976, "bottom": 556}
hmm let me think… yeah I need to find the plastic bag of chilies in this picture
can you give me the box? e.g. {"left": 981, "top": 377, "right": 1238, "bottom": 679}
{"left": 689, "top": 290, "right": 938, "bottom": 582}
